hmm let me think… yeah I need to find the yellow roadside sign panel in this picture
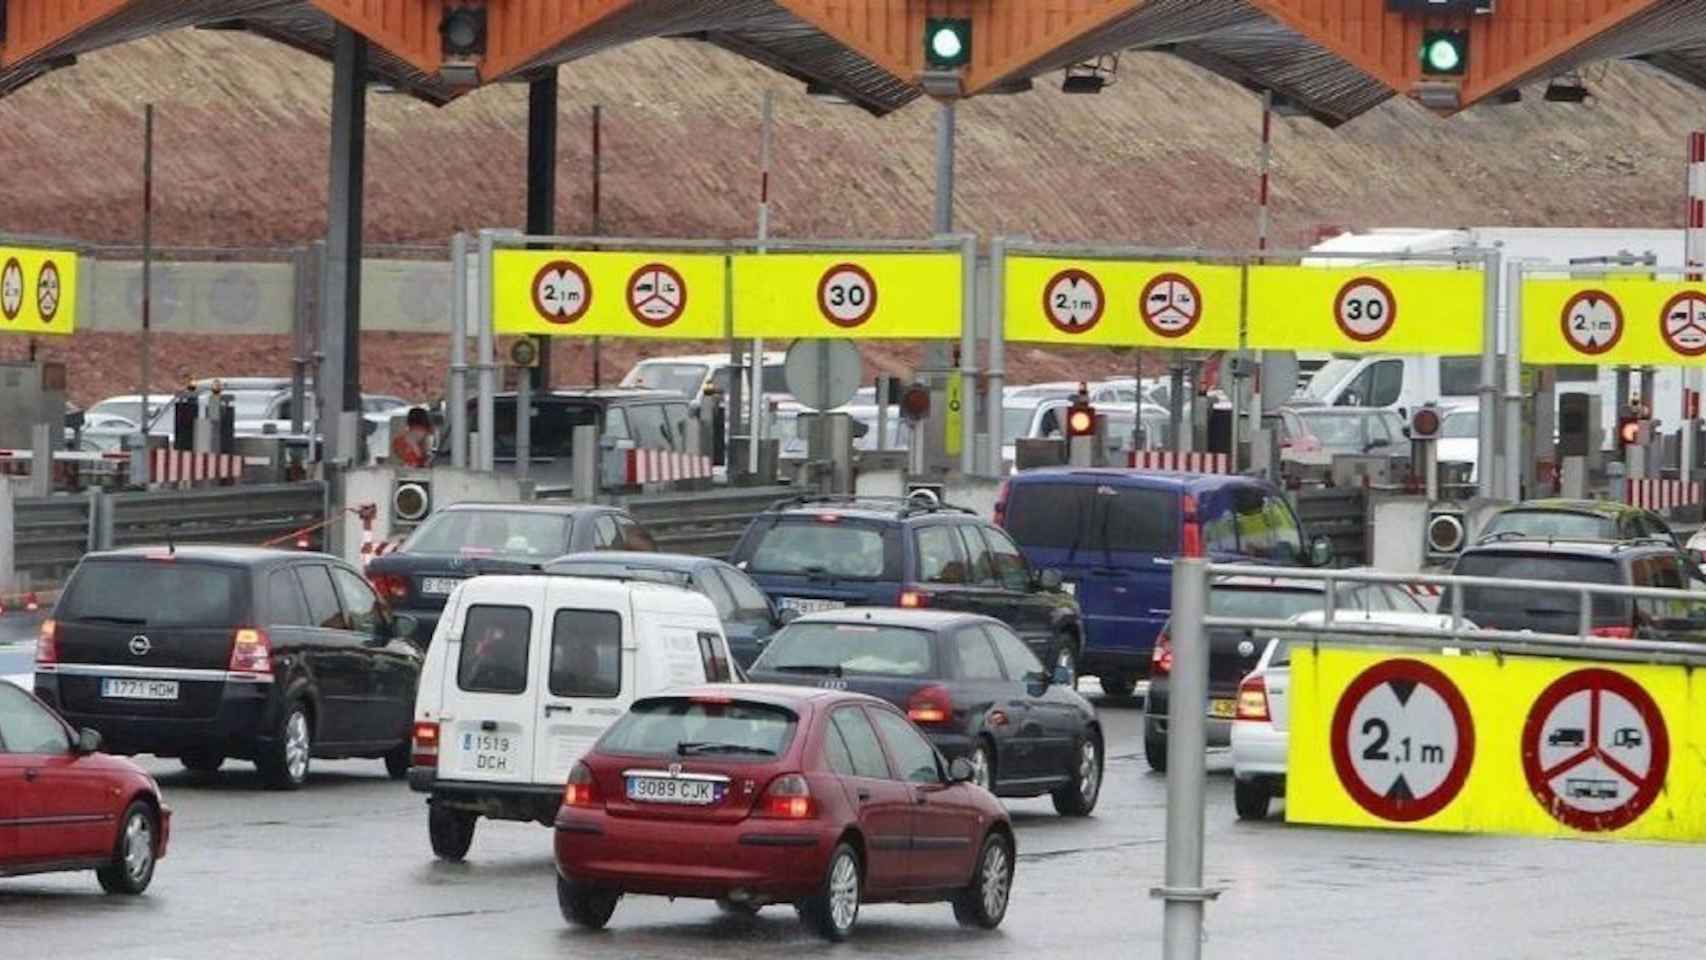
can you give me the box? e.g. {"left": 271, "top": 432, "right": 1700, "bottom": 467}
{"left": 1523, "top": 278, "right": 1706, "bottom": 365}
{"left": 0, "top": 246, "right": 77, "bottom": 335}
{"left": 732, "top": 253, "right": 961, "bottom": 339}
{"left": 493, "top": 250, "right": 726, "bottom": 339}
{"left": 1004, "top": 257, "right": 1240, "bottom": 348}
{"left": 1288, "top": 647, "right": 1706, "bottom": 841}
{"left": 1246, "top": 266, "right": 1483, "bottom": 354}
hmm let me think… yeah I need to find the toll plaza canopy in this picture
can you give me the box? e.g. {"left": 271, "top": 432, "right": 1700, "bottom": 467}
{"left": 7, "top": 1, "right": 1706, "bottom": 122}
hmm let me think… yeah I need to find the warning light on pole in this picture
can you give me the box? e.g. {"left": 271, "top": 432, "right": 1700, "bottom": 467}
{"left": 1410, "top": 406, "right": 1442, "bottom": 441}
{"left": 924, "top": 18, "right": 971, "bottom": 70}
{"left": 1617, "top": 415, "right": 1642, "bottom": 453}
{"left": 1066, "top": 387, "right": 1097, "bottom": 440}
{"left": 1420, "top": 30, "right": 1468, "bottom": 77}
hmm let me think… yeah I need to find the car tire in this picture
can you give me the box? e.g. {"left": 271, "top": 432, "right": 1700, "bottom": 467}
{"left": 968, "top": 738, "right": 997, "bottom": 793}
{"left": 1144, "top": 732, "right": 1168, "bottom": 773}
{"left": 180, "top": 751, "right": 223, "bottom": 776}
{"left": 95, "top": 801, "right": 158, "bottom": 896}
{"left": 1051, "top": 733, "right": 1104, "bottom": 817}
{"left": 256, "top": 699, "right": 313, "bottom": 791}
{"left": 1234, "top": 778, "right": 1272, "bottom": 821}
{"left": 428, "top": 803, "right": 478, "bottom": 862}
{"left": 1054, "top": 635, "right": 1079, "bottom": 686}
{"left": 384, "top": 737, "right": 411, "bottom": 781}
{"left": 716, "top": 898, "right": 762, "bottom": 917}
{"left": 799, "top": 842, "right": 861, "bottom": 942}
{"left": 557, "top": 873, "right": 621, "bottom": 929}
{"left": 951, "top": 830, "right": 1014, "bottom": 929}
{"left": 1099, "top": 673, "right": 1136, "bottom": 700}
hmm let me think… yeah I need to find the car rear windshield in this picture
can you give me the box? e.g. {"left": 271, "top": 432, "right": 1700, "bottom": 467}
{"left": 754, "top": 623, "right": 935, "bottom": 677}
{"left": 1479, "top": 510, "right": 1614, "bottom": 542}
{"left": 404, "top": 509, "right": 572, "bottom": 558}
{"left": 739, "top": 518, "right": 901, "bottom": 580}
{"left": 1209, "top": 587, "right": 1323, "bottom": 621}
{"left": 1005, "top": 482, "right": 1178, "bottom": 554}
{"left": 598, "top": 698, "right": 798, "bottom": 760}
{"left": 1449, "top": 552, "right": 1628, "bottom": 628}
{"left": 58, "top": 559, "right": 246, "bottom": 627}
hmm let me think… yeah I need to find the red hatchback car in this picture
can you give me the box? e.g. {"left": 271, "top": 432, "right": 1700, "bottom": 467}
{"left": 553, "top": 685, "right": 1014, "bottom": 941}
{"left": 0, "top": 681, "right": 170, "bottom": 894}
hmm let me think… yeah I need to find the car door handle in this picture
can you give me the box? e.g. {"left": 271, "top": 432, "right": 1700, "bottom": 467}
{"left": 23, "top": 768, "right": 39, "bottom": 782}
{"left": 857, "top": 789, "right": 872, "bottom": 803}
{"left": 544, "top": 704, "right": 574, "bottom": 716}
{"left": 481, "top": 720, "right": 499, "bottom": 731}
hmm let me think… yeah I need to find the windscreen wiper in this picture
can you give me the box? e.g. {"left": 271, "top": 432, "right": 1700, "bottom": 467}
{"left": 676, "top": 742, "right": 777, "bottom": 757}
{"left": 75, "top": 615, "right": 147, "bottom": 625}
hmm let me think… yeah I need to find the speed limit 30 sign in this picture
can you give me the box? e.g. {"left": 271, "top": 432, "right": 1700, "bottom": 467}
{"left": 1333, "top": 276, "right": 1397, "bottom": 343}
{"left": 817, "top": 263, "right": 878, "bottom": 328}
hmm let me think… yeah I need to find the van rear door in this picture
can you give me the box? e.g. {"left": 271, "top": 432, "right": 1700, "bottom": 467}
{"left": 435, "top": 578, "right": 545, "bottom": 784}
{"left": 531, "top": 578, "right": 636, "bottom": 788}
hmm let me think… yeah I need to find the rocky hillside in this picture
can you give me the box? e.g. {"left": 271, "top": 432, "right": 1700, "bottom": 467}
{"left": 1, "top": 30, "right": 1702, "bottom": 403}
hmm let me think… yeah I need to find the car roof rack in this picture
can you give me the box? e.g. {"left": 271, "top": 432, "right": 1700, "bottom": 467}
{"left": 767, "top": 493, "right": 977, "bottom": 518}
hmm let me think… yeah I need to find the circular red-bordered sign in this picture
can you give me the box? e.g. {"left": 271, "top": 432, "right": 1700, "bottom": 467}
{"left": 530, "top": 260, "right": 593, "bottom": 325}
{"left": 1329, "top": 658, "right": 1475, "bottom": 823}
{"left": 1139, "top": 272, "right": 1203, "bottom": 339}
{"left": 35, "top": 260, "right": 61, "bottom": 324}
{"left": 1042, "top": 268, "right": 1104, "bottom": 334}
{"left": 626, "top": 263, "right": 688, "bottom": 329}
{"left": 1520, "top": 668, "right": 1669, "bottom": 833}
{"left": 1332, "top": 276, "right": 1398, "bottom": 343}
{"left": 1659, "top": 291, "right": 1706, "bottom": 358}
{"left": 816, "top": 262, "right": 878, "bottom": 328}
{"left": 0, "top": 257, "right": 22, "bottom": 322}
{"left": 1559, "top": 289, "right": 1623, "bottom": 356}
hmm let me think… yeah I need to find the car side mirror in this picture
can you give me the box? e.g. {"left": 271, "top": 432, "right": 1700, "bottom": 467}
{"left": 75, "top": 727, "right": 102, "bottom": 755}
{"left": 1036, "top": 568, "right": 1064, "bottom": 591}
{"left": 1310, "top": 536, "right": 1335, "bottom": 568}
{"left": 1051, "top": 665, "right": 1073, "bottom": 687}
{"left": 390, "top": 614, "right": 421, "bottom": 643}
{"left": 776, "top": 607, "right": 800, "bottom": 626}
{"left": 948, "top": 757, "right": 976, "bottom": 784}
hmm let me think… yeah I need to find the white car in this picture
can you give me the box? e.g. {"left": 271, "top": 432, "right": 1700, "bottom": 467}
{"left": 1229, "top": 609, "right": 1464, "bottom": 821}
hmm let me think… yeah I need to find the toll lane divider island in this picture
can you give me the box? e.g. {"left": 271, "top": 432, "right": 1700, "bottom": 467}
{"left": 0, "top": 243, "right": 78, "bottom": 335}
{"left": 1287, "top": 647, "right": 1706, "bottom": 841}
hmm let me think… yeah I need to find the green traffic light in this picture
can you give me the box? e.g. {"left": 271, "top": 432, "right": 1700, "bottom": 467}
{"left": 923, "top": 17, "right": 970, "bottom": 69}
{"left": 1420, "top": 30, "right": 1467, "bottom": 77}
{"left": 930, "top": 28, "right": 963, "bottom": 61}
{"left": 1425, "top": 39, "right": 1460, "bottom": 72}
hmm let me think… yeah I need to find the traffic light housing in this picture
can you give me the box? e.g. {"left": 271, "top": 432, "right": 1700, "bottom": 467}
{"left": 1420, "top": 30, "right": 1468, "bottom": 77}
{"left": 1617, "top": 414, "right": 1641, "bottom": 454}
{"left": 924, "top": 18, "right": 971, "bottom": 70}
{"left": 1065, "top": 399, "right": 1097, "bottom": 440}
{"left": 1409, "top": 405, "right": 1442, "bottom": 441}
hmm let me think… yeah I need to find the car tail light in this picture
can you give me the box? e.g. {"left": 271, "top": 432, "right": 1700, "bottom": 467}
{"left": 562, "top": 761, "right": 602, "bottom": 809}
{"left": 35, "top": 619, "right": 59, "bottom": 665}
{"left": 1590, "top": 625, "right": 1635, "bottom": 640}
{"left": 899, "top": 589, "right": 930, "bottom": 608}
{"left": 757, "top": 773, "right": 817, "bottom": 819}
{"left": 1236, "top": 675, "right": 1271, "bottom": 722}
{"left": 370, "top": 573, "right": 409, "bottom": 602}
{"left": 1181, "top": 495, "right": 1202, "bottom": 559}
{"left": 1151, "top": 632, "right": 1173, "bottom": 676}
{"left": 412, "top": 721, "right": 439, "bottom": 768}
{"left": 228, "top": 628, "right": 273, "bottom": 675}
{"left": 907, "top": 684, "right": 954, "bottom": 725}
{"left": 993, "top": 478, "right": 1011, "bottom": 527}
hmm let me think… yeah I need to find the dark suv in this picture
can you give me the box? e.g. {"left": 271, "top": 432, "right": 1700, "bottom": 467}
{"left": 450, "top": 388, "right": 691, "bottom": 484}
{"left": 729, "top": 496, "right": 1085, "bottom": 677}
{"left": 34, "top": 546, "right": 422, "bottom": 789}
{"left": 1446, "top": 538, "right": 1706, "bottom": 640}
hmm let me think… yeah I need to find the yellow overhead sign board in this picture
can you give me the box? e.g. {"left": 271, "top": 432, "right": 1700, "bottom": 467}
{"left": 1288, "top": 647, "right": 1706, "bottom": 842}
{"left": 731, "top": 253, "right": 961, "bottom": 339}
{"left": 1004, "top": 257, "right": 1241, "bottom": 349}
{"left": 0, "top": 246, "right": 77, "bottom": 335}
{"left": 1522, "top": 278, "right": 1706, "bottom": 365}
{"left": 492, "top": 250, "right": 727, "bottom": 339}
{"left": 1246, "top": 266, "right": 1483, "bottom": 354}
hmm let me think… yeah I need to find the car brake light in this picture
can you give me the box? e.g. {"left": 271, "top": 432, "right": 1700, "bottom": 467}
{"left": 757, "top": 773, "right": 817, "bottom": 819}
{"left": 412, "top": 721, "right": 439, "bottom": 768}
{"left": 993, "top": 478, "right": 1011, "bottom": 527}
{"left": 1590, "top": 625, "right": 1635, "bottom": 640}
{"left": 1236, "top": 675, "right": 1271, "bottom": 722}
{"left": 228, "top": 628, "right": 273, "bottom": 675}
{"left": 818, "top": 513, "right": 841, "bottom": 524}
{"left": 562, "top": 761, "right": 602, "bottom": 809}
{"left": 1152, "top": 632, "right": 1173, "bottom": 676}
{"left": 899, "top": 589, "right": 929, "bottom": 608}
{"left": 907, "top": 684, "right": 953, "bottom": 724}
{"left": 1181, "top": 495, "right": 1202, "bottom": 559}
{"left": 370, "top": 574, "right": 409, "bottom": 601}
{"left": 35, "top": 619, "right": 59, "bottom": 665}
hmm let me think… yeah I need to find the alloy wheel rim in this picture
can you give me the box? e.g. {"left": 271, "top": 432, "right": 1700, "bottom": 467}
{"left": 1079, "top": 741, "right": 1101, "bottom": 800}
{"left": 285, "top": 710, "right": 310, "bottom": 782}
{"left": 829, "top": 853, "right": 859, "bottom": 931}
{"left": 123, "top": 813, "right": 153, "bottom": 880}
{"left": 981, "top": 843, "right": 1010, "bottom": 918}
{"left": 971, "top": 748, "right": 992, "bottom": 791}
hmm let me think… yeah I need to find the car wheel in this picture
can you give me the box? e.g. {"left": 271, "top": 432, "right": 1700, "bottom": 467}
{"left": 384, "top": 737, "right": 411, "bottom": 781}
{"left": 95, "top": 801, "right": 158, "bottom": 895}
{"left": 716, "top": 898, "right": 762, "bottom": 917}
{"left": 1234, "top": 778, "right": 1272, "bottom": 821}
{"left": 257, "top": 700, "right": 313, "bottom": 790}
{"left": 1099, "top": 673, "right": 1136, "bottom": 700}
{"left": 968, "top": 739, "right": 996, "bottom": 793}
{"left": 1054, "top": 637, "right": 1079, "bottom": 686}
{"left": 557, "top": 873, "right": 621, "bottom": 929}
{"left": 180, "top": 751, "right": 223, "bottom": 776}
{"left": 951, "top": 831, "right": 1014, "bottom": 929}
{"left": 1144, "top": 732, "right": 1168, "bottom": 773}
{"left": 799, "top": 842, "right": 861, "bottom": 942}
{"left": 1052, "top": 734, "right": 1104, "bottom": 816}
{"left": 428, "top": 803, "right": 478, "bottom": 862}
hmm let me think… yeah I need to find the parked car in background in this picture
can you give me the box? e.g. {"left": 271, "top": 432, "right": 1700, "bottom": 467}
{"left": 621, "top": 352, "right": 790, "bottom": 408}
{"left": 1000, "top": 398, "right": 1167, "bottom": 469}
{"left": 0, "top": 681, "right": 171, "bottom": 894}
{"left": 1143, "top": 573, "right": 1423, "bottom": 771}
{"left": 552, "top": 685, "right": 1014, "bottom": 940}
{"left": 1295, "top": 354, "right": 1482, "bottom": 417}
{"left": 1275, "top": 406, "right": 1407, "bottom": 465}
{"left": 1444, "top": 539, "right": 1706, "bottom": 640}
{"left": 367, "top": 502, "right": 655, "bottom": 643}
{"left": 35, "top": 546, "right": 422, "bottom": 789}
{"left": 998, "top": 468, "right": 1332, "bottom": 700}
{"left": 1477, "top": 499, "right": 1680, "bottom": 548}
{"left": 747, "top": 608, "right": 1102, "bottom": 815}
{"left": 446, "top": 389, "right": 691, "bottom": 483}
{"left": 545, "top": 552, "right": 784, "bottom": 668}
{"left": 1434, "top": 405, "right": 1480, "bottom": 481}
{"left": 730, "top": 496, "right": 1084, "bottom": 678}
{"left": 410, "top": 575, "right": 737, "bottom": 862}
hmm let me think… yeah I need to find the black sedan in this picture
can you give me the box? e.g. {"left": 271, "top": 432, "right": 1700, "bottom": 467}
{"left": 544, "top": 551, "right": 785, "bottom": 667}
{"left": 747, "top": 608, "right": 1104, "bottom": 817}
{"left": 365, "top": 502, "right": 655, "bottom": 642}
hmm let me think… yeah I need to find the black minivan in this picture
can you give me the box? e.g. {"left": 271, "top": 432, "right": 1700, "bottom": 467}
{"left": 34, "top": 546, "right": 422, "bottom": 790}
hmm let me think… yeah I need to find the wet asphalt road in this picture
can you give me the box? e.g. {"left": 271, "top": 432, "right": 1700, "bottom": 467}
{"left": 4, "top": 687, "right": 1706, "bottom": 960}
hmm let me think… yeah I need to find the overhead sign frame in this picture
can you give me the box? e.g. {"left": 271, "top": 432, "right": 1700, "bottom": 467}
{"left": 1519, "top": 261, "right": 1706, "bottom": 366}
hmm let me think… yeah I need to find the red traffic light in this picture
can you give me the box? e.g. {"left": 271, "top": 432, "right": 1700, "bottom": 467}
{"left": 1618, "top": 418, "right": 1642, "bottom": 446}
{"left": 1410, "top": 407, "right": 1441, "bottom": 440}
{"left": 899, "top": 384, "right": 931, "bottom": 421}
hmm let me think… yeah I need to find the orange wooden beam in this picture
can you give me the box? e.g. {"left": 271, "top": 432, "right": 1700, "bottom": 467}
{"left": 309, "top": 0, "right": 449, "bottom": 76}
{"left": 0, "top": 0, "right": 132, "bottom": 66}
{"left": 479, "top": 0, "right": 640, "bottom": 81}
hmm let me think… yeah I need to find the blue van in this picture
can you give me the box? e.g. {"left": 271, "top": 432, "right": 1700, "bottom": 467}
{"left": 996, "top": 468, "right": 1328, "bottom": 697}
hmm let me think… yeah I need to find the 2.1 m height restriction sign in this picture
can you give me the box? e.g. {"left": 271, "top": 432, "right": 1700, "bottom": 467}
{"left": 1330, "top": 658, "right": 1475, "bottom": 822}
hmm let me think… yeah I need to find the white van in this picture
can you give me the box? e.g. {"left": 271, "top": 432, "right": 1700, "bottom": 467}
{"left": 408, "top": 573, "right": 737, "bottom": 861}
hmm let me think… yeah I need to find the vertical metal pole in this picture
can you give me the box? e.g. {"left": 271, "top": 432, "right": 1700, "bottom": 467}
{"left": 477, "top": 231, "right": 497, "bottom": 472}
{"left": 1685, "top": 131, "right": 1706, "bottom": 482}
{"left": 516, "top": 370, "right": 532, "bottom": 483}
{"left": 1478, "top": 249, "right": 1500, "bottom": 499}
{"left": 1158, "top": 556, "right": 1212, "bottom": 960}
{"left": 526, "top": 69, "right": 558, "bottom": 392}
{"left": 959, "top": 233, "right": 977, "bottom": 475}
{"left": 1170, "top": 363, "right": 1186, "bottom": 453}
{"left": 139, "top": 104, "right": 154, "bottom": 453}
{"left": 321, "top": 25, "right": 368, "bottom": 464}
{"left": 590, "top": 104, "right": 603, "bottom": 388}
{"left": 1503, "top": 260, "right": 1524, "bottom": 502}
{"left": 748, "top": 91, "right": 775, "bottom": 476}
{"left": 935, "top": 99, "right": 956, "bottom": 233}
{"left": 449, "top": 232, "right": 469, "bottom": 468}
{"left": 289, "top": 246, "right": 308, "bottom": 436}
{"left": 986, "top": 237, "right": 1007, "bottom": 473}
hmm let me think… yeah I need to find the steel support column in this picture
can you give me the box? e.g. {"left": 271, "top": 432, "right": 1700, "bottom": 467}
{"left": 319, "top": 25, "right": 367, "bottom": 465}
{"left": 526, "top": 69, "right": 558, "bottom": 391}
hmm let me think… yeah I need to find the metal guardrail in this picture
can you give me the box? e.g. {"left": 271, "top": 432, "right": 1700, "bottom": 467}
{"left": 1291, "top": 486, "right": 1367, "bottom": 566}
{"left": 616, "top": 485, "right": 791, "bottom": 558}
{"left": 14, "top": 495, "right": 93, "bottom": 585}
